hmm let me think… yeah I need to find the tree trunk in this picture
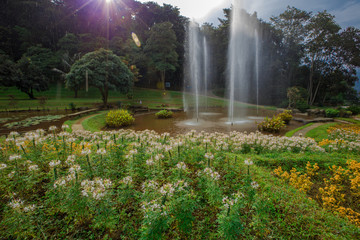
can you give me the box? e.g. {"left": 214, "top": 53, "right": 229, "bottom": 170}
{"left": 307, "top": 56, "right": 315, "bottom": 105}
{"left": 310, "top": 77, "right": 322, "bottom": 106}
{"left": 161, "top": 70, "right": 165, "bottom": 90}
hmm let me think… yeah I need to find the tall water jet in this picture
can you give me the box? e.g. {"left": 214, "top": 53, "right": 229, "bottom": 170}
{"left": 227, "top": 0, "right": 254, "bottom": 124}
{"left": 184, "top": 21, "right": 201, "bottom": 122}
{"left": 255, "top": 29, "right": 260, "bottom": 115}
{"left": 203, "top": 36, "right": 209, "bottom": 110}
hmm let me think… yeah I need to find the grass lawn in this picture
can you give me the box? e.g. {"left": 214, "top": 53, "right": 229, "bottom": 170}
{"left": 82, "top": 111, "right": 107, "bottom": 132}
{"left": 285, "top": 122, "right": 314, "bottom": 137}
{"left": 305, "top": 122, "right": 339, "bottom": 142}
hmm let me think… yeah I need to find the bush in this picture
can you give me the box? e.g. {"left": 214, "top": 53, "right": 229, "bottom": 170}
{"left": 296, "top": 100, "right": 310, "bottom": 113}
{"left": 155, "top": 109, "right": 173, "bottom": 119}
{"left": 278, "top": 110, "right": 293, "bottom": 124}
{"left": 325, "top": 108, "right": 340, "bottom": 118}
{"left": 106, "top": 109, "right": 134, "bottom": 127}
{"left": 347, "top": 105, "right": 360, "bottom": 115}
{"left": 339, "top": 109, "right": 352, "bottom": 118}
{"left": 257, "top": 116, "right": 286, "bottom": 133}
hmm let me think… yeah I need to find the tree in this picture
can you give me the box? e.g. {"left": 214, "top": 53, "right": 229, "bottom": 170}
{"left": 144, "top": 22, "right": 178, "bottom": 90}
{"left": 0, "top": 52, "right": 18, "bottom": 87}
{"left": 16, "top": 56, "right": 48, "bottom": 99}
{"left": 65, "top": 48, "right": 133, "bottom": 106}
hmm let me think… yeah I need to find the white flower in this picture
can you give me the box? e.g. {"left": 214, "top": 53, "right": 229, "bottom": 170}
{"left": 9, "top": 199, "right": 23, "bottom": 209}
{"left": 81, "top": 149, "right": 91, "bottom": 155}
{"left": 61, "top": 124, "right": 69, "bottom": 130}
{"left": 146, "top": 158, "right": 155, "bottom": 166}
{"left": 204, "top": 152, "right": 214, "bottom": 160}
{"left": 9, "top": 155, "right": 21, "bottom": 161}
{"left": 251, "top": 181, "right": 259, "bottom": 189}
{"left": 121, "top": 176, "right": 133, "bottom": 185}
{"left": 97, "top": 148, "right": 107, "bottom": 155}
{"left": 244, "top": 159, "right": 253, "bottom": 166}
{"left": 24, "top": 204, "right": 36, "bottom": 212}
{"left": 8, "top": 171, "right": 15, "bottom": 178}
{"left": 66, "top": 155, "right": 76, "bottom": 165}
{"left": 49, "top": 160, "right": 61, "bottom": 168}
{"left": 0, "top": 163, "right": 7, "bottom": 170}
{"left": 49, "top": 126, "right": 57, "bottom": 131}
{"left": 28, "top": 165, "right": 39, "bottom": 171}
{"left": 176, "top": 162, "right": 187, "bottom": 170}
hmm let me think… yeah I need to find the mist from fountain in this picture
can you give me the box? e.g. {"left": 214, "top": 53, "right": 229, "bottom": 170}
{"left": 203, "top": 36, "right": 209, "bottom": 110}
{"left": 227, "top": 0, "right": 255, "bottom": 124}
{"left": 255, "top": 29, "right": 260, "bottom": 116}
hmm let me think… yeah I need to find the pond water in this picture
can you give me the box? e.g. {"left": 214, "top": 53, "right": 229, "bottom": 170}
{"left": 125, "top": 108, "right": 303, "bottom": 136}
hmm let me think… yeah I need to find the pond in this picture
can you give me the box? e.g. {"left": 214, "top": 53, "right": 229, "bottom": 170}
{"left": 125, "top": 107, "right": 303, "bottom": 136}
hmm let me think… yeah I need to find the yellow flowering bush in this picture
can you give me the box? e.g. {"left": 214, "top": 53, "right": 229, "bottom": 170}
{"left": 257, "top": 116, "right": 285, "bottom": 133}
{"left": 106, "top": 109, "right": 135, "bottom": 128}
{"left": 278, "top": 110, "right": 293, "bottom": 124}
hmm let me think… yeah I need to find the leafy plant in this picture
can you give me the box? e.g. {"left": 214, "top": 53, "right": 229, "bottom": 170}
{"left": 347, "top": 105, "right": 360, "bottom": 115}
{"left": 296, "top": 100, "right": 310, "bottom": 113}
{"left": 257, "top": 116, "right": 286, "bottom": 133}
{"left": 105, "top": 109, "right": 134, "bottom": 127}
{"left": 325, "top": 108, "right": 340, "bottom": 118}
{"left": 278, "top": 110, "right": 293, "bottom": 124}
{"left": 155, "top": 109, "right": 173, "bottom": 119}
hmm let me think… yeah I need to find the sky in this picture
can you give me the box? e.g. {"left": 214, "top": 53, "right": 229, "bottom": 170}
{"left": 138, "top": 0, "right": 360, "bottom": 28}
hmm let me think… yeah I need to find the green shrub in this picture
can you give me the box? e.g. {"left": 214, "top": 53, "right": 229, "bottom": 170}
{"left": 339, "top": 109, "right": 352, "bottom": 118}
{"left": 155, "top": 109, "right": 173, "bottom": 119}
{"left": 325, "top": 108, "right": 340, "bottom": 118}
{"left": 347, "top": 105, "right": 360, "bottom": 115}
{"left": 106, "top": 109, "right": 134, "bottom": 127}
{"left": 257, "top": 116, "right": 286, "bottom": 133}
{"left": 278, "top": 110, "right": 293, "bottom": 124}
{"left": 296, "top": 100, "right": 309, "bottom": 113}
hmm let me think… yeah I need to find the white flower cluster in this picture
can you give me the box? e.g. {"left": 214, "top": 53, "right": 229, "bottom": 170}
{"left": 9, "top": 154, "right": 21, "bottom": 161}
{"left": 53, "top": 165, "right": 81, "bottom": 188}
{"left": 0, "top": 163, "right": 7, "bottom": 170}
{"left": 96, "top": 148, "right": 107, "bottom": 155}
{"left": 81, "top": 149, "right": 91, "bottom": 155}
{"left": 222, "top": 191, "right": 245, "bottom": 209}
{"left": 9, "top": 199, "right": 36, "bottom": 213}
{"left": 28, "top": 164, "right": 39, "bottom": 171}
{"left": 198, "top": 167, "right": 221, "bottom": 181}
{"left": 244, "top": 159, "right": 253, "bottom": 166}
{"left": 176, "top": 162, "right": 187, "bottom": 170}
{"left": 159, "top": 183, "right": 175, "bottom": 196}
{"left": 49, "top": 160, "right": 61, "bottom": 168}
{"left": 81, "top": 178, "right": 112, "bottom": 200}
{"left": 141, "top": 200, "right": 167, "bottom": 219}
{"left": 146, "top": 158, "right": 155, "bottom": 166}
{"left": 142, "top": 180, "right": 159, "bottom": 193}
{"left": 121, "top": 176, "right": 133, "bottom": 185}
{"left": 65, "top": 155, "right": 76, "bottom": 165}
{"left": 204, "top": 152, "right": 214, "bottom": 160}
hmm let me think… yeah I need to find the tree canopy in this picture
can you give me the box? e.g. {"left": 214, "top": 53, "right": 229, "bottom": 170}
{"left": 65, "top": 48, "right": 133, "bottom": 106}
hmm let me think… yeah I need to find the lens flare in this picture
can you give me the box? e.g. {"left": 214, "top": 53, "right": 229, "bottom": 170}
{"left": 131, "top": 32, "right": 141, "bottom": 47}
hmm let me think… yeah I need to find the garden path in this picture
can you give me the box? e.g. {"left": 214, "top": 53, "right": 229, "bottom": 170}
{"left": 292, "top": 123, "right": 325, "bottom": 137}
{"left": 71, "top": 113, "right": 99, "bottom": 131}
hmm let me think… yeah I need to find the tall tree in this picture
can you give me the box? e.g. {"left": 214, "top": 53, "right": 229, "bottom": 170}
{"left": 144, "top": 22, "right": 178, "bottom": 90}
{"left": 65, "top": 48, "right": 133, "bottom": 106}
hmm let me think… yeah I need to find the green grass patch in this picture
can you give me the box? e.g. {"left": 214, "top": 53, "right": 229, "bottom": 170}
{"left": 285, "top": 123, "right": 314, "bottom": 137}
{"left": 305, "top": 122, "right": 339, "bottom": 142}
{"left": 335, "top": 117, "right": 360, "bottom": 124}
{"left": 82, "top": 111, "right": 107, "bottom": 132}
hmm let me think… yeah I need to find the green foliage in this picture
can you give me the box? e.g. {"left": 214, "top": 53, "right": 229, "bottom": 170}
{"left": 347, "top": 105, "right": 360, "bottom": 115}
{"left": 0, "top": 53, "right": 18, "bottom": 87}
{"left": 257, "top": 116, "right": 286, "bottom": 133}
{"left": 278, "top": 110, "right": 293, "bottom": 124}
{"left": 325, "top": 108, "right": 340, "bottom": 118}
{"left": 155, "top": 110, "right": 173, "bottom": 119}
{"left": 305, "top": 122, "right": 339, "bottom": 141}
{"left": 66, "top": 48, "right": 134, "bottom": 105}
{"left": 106, "top": 109, "right": 134, "bottom": 128}
{"left": 296, "top": 100, "right": 310, "bottom": 113}
{"left": 15, "top": 56, "right": 48, "bottom": 99}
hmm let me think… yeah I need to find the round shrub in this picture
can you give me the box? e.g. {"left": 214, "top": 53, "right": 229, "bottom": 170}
{"left": 347, "top": 105, "right": 360, "bottom": 115}
{"left": 106, "top": 109, "right": 134, "bottom": 127}
{"left": 155, "top": 109, "right": 173, "bottom": 119}
{"left": 325, "top": 108, "right": 340, "bottom": 118}
{"left": 278, "top": 110, "right": 293, "bottom": 124}
{"left": 257, "top": 116, "right": 286, "bottom": 133}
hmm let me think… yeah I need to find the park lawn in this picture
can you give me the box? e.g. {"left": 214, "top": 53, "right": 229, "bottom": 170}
{"left": 305, "top": 122, "right": 339, "bottom": 142}
{"left": 285, "top": 122, "right": 314, "bottom": 137}
{"left": 82, "top": 111, "right": 108, "bottom": 132}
